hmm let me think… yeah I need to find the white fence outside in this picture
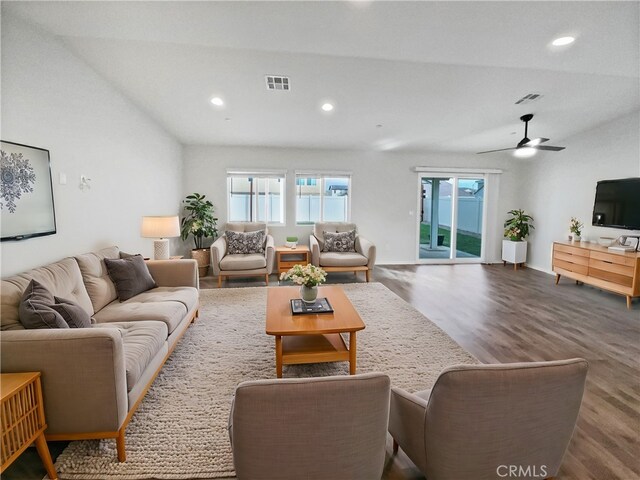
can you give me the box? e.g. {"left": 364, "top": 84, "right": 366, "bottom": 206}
{"left": 296, "top": 195, "right": 349, "bottom": 223}
{"left": 229, "top": 194, "right": 348, "bottom": 223}
{"left": 230, "top": 193, "right": 282, "bottom": 223}
{"left": 423, "top": 197, "right": 483, "bottom": 234}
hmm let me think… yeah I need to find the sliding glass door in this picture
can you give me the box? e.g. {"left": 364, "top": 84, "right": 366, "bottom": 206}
{"left": 418, "top": 175, "right": 486, "bottom": 263}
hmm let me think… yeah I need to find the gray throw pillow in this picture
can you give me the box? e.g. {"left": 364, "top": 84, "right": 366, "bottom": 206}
{"left": 18, "top": 279, "right": 69, "bottom": 329}
{"left": 51, "top": 296, "right": 92, "bottom": 328}
{"left": 323, "top": 230, "right": 356, "bottom": 252}
{"left": 226, "top": 230, "right": 265, "bottom": 255}
{"left": 104, "top": 255, "right": 157, "bottom": 301}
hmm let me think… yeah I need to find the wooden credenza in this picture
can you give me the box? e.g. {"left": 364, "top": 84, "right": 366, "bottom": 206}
{"left": 552, "top": 241, "right": 640, "bottom": 309}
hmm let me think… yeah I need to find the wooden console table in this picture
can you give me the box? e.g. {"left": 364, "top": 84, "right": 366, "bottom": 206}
{"left": 552, "top": 241, "right": 640, "bottom": 308}
{"left": 276, "top": 245, "right": 310, "bottom": 273}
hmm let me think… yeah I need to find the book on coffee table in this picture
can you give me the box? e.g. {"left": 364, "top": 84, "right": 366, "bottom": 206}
{"left": 290, "top": 297, "right": 334, "bottom": 314}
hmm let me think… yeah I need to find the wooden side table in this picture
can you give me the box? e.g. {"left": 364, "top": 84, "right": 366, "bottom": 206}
{"left": 1, "top": 372, "right": 58, "bottom": 480}
{"left": 276, "top": 245, "right": 311, "bottom": 273}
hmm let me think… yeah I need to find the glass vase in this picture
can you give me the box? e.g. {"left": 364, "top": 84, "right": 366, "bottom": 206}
{"left": 300, "top": 285, "right": 318, "bottom": 304}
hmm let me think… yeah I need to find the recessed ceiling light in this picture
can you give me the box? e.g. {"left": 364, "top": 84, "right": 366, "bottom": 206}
{"left": 210, "top": 97, "right": 224, "bottom": 106}
{"left": 552, "top": 36, "right": 575, "bottom": 46}
{"left": 321, "top": 103, "right": 334, "bottom": 112}
{"left": 513, "top": 147, "right": 537, "bottom": 158}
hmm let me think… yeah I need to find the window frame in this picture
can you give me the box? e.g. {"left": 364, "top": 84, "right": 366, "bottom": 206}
{"left": 294, "top": 171, "right": 352, "bottom": 225}
{"left": 226, "top": 170, "right": 286, "bottom": 225}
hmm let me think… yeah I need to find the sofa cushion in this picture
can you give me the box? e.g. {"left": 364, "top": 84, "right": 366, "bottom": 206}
{"left": 319, "top": 252, "right": 368, "bottom": 267}
{"left": 226, "top": 230, "right": 265, "bottom": 255}
{"left": 322, "top": 230, "right": 356, "bottom": 253}
{"left": 313, "top": 222, "right": 357, "bottom": 251}
{"left": 51, "top": 296, "right": 92, "bottom": 328}
{"left": 75, "top": 246, "right": 120, "bottom": 313}
{"left": 220, "top": 254, "right": 267, "bottom": 271}
{"left": 92, "top": 287, "right": 197, "bottom": 334}
{"left": 94, "top": 321, "right": 167, "bottom": 392}
{"left": 128, "top": 287, "right": 198, "bottom": 312}
{"left": 1, "top": 257, "right": 94, "bottom": 331}
{"left": 104, "top": 255, "right": 157, "bottom": 301}
{"left": 18, "top": 280, "right": 69, "bottom": 329}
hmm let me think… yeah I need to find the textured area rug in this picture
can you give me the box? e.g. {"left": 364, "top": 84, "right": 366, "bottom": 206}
{"left": 54, "top": 283, "right": 476, "bottom": 479}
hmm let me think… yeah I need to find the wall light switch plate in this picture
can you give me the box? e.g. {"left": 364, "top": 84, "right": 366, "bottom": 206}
{"left": 59, "top": 173, "right": 67, "bottom": 185}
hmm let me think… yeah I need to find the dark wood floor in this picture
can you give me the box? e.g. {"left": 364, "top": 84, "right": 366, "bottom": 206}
{"left": 6, "top": 265, "right": 639, "bottom": 480}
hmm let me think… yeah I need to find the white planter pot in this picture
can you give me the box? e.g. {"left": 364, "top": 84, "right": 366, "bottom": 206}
{"left": 502, "top": 240, "right": 527, "bottom": 265}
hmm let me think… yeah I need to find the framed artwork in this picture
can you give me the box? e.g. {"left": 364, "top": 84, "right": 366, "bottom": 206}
{"left": 1, "top": 140, "right": 57, "bottom": 241}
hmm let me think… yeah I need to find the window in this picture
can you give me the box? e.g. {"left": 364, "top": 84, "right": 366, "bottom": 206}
{"left": 227, "top": 172, "right": 285, "bottom": 225}
{"left": 296, "top": 173, "right": 351, "bottom": 225}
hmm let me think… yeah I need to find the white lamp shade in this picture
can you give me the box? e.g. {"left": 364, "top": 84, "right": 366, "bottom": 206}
{"left": 141, "top": 216, "right": 180, "bottom": 239}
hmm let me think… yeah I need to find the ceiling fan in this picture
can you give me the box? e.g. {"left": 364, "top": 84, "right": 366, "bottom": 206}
{"left": 477, "top": 114, "right": 565, "bottom": 156}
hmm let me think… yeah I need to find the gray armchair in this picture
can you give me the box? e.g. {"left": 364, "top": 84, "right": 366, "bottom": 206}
{"left": 310, "top": 222, "right": 376, "bottom": 282}
{"left": 210, "top": 222, "right": 274, "bottom": 287}
{"left": 389, "top": 359, "right": 588, "bottom": 480}
{"left": 229, "top": 373, "right": 391, "bottom": 480}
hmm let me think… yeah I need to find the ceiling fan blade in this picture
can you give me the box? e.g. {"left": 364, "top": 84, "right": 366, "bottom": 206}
{"left": 476, "top": 147, "right": 517, "bottom": 154}
{"left": 535, "top": 145, "right": 565, "bottom": 151}
{"left": 524, "top": 137, "right": 549, "bottom": 146}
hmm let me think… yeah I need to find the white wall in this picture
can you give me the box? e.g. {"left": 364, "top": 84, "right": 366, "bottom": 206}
{"left": 520, "top": 110, "right": 640, "bottom": 273}
{"left": 183, "top": 146, "right": 522, "bottom": 264}
{"left": 1, "top": 13, "right": 183, "bottom": 276}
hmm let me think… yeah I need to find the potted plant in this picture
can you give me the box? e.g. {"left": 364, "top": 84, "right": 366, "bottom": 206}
{"left": 502, "top": 209, "right": 534, "bottom": 269}
{"left": 180, "top": 193, "right": 218, "bottom": 277}
{"left": 569, "top": 217, "right": 584, "bottom": 242}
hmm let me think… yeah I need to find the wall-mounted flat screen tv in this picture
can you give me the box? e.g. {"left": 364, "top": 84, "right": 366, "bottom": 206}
{"left": 592, "top": 177, "right": 640, "bottom": 230}
{"left": 1, "top": 140, "right": 57, "bottom": 241}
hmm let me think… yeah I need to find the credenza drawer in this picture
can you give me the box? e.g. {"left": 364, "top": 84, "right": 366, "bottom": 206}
{"left": 554, "top": 259, "right": 589, "bottom": 276}
{"left": 588, "top": 258, "right": 634, "bottom": 277}
{"left": 554, "top": 244, "right": 589, "bottom": 257}
{"left": 590, "top": 250, "right": 636, "bottom": 267}
{"left": 588, "top": 267, "right": 634, "bottom": 287}
{"left": 554, "top": 251, "right": 589, "bottom": 266}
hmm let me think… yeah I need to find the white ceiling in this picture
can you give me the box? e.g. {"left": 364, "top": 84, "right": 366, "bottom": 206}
{"left": 5, "top": 1, "right": 640, "bottom": 153}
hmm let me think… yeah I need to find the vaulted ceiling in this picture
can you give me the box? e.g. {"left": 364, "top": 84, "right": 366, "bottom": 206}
{"left": 5, "top": 1, "right": 639, "bottom": 153}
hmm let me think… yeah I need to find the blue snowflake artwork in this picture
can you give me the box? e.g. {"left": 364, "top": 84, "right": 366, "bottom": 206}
{"left": 1, "top": 149, "right": 36, "bottom": 213}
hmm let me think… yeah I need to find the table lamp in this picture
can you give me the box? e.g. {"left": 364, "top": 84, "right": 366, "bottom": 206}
{"left": 141, "top": 216, "right": 180, "bottom": 260}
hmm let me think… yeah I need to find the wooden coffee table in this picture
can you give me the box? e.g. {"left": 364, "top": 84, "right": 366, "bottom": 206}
{"left": 266, "top": 286, "right": 365, "bottom": 377}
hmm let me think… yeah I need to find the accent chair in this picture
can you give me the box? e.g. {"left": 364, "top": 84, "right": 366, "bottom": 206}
{"left": 309, "top": 222, "right": 376, "bottom": 281}
{"left": 210, "top": 222, "right": 274, "bottom": 287}
{"left": 229, "top": 373, "right": 391, "bottom": 480}
{"left": 389, "top": 358, "right": 588, "bottom": 480}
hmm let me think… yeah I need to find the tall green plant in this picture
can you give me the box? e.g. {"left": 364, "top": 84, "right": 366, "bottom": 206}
{"left": 180, "top": 193, "right": 218, "bottom": 249}
{"left": 504, "top": 209, "right": 534, "bottom": 241}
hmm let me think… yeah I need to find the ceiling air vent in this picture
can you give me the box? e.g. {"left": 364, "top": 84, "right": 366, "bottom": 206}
{"left": 265, "top": 75, "right": 290, "bottom": 91}
{"left": 515, "top": 93, "right": 542, "bottom": 105}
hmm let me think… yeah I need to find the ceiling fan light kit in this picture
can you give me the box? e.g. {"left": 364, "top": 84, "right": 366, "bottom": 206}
{"left": 513, "top": 147, "right": 537, "bottom": 158}
{"left": 477, "top": 113, "right": 566, "bottom": 155}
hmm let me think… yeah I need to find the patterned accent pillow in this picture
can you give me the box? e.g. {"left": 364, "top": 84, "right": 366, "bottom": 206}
{"left": 322, "top": 230, "right": 356, "bottom": 253}
{"left": 226, "top": 230, "right": 265, "bottom": 255}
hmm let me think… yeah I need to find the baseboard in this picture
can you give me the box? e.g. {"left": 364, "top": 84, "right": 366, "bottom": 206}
{"left": 525, "top": 264, "right": 555, "bottom": 276}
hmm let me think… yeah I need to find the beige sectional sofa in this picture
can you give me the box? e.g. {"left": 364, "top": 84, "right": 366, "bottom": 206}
{"left": 0, "top": 246, "right": 199, "bottom": 461}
